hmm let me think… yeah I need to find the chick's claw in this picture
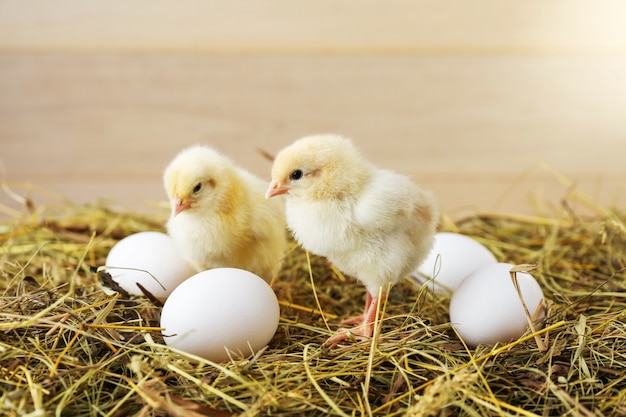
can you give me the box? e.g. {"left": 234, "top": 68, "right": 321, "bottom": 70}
{"left": 325, "top": 324, "right": 374, "bottom": 348}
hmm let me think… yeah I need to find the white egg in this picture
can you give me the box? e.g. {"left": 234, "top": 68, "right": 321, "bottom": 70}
{"left": 413, "top": 232, "right": 497, "bottom": 294}
{"left": 105, "top": 231, "right": 196, "bottom": 301}
{"left": 449, "top": 262, "right": 546, "bottom": 347}
{"left": 160, "top": 268, "right": 280, "bottom": 362}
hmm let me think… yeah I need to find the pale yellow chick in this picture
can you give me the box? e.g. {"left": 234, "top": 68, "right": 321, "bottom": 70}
{"left": 164, "top": 144, "right": 287, "bottom": 282}
{"left": 266, "top": 134, "right": 438, "bottom": 345}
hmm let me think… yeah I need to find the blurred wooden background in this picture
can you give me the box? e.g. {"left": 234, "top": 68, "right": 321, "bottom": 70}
{"left": 1, "top": 0, "right": 626, "bottom": 219}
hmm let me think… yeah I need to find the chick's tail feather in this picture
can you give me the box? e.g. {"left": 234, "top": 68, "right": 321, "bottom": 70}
{"left": 256, "top": 148, "right": 275, "bottom": 162}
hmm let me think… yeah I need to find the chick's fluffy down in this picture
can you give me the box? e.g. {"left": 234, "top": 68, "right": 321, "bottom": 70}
{"left": 164, "top": 145, "right": 287, "bottom": 281}
{"left": 268, "top": 134, "right": 438, "bottom": 294}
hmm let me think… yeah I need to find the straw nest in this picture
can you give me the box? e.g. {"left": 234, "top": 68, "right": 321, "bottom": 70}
{"left": 1, "top": 193, "right": 626, "bottom": 417}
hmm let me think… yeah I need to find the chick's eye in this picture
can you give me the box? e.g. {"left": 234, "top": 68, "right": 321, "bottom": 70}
{"left": 192, "top": 183, "right": 202, "bottom": 194}
{"left": 289, "top": 169, "right": 303, "bottom": 181}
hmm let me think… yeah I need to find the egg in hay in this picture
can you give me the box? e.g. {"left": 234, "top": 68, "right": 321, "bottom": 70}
{"left": 105, "top": 231, "right": 196, "bottom": 301}
{"left": 413, "top": 232, "right": 497, "bottom": 294}
{"left": 160, "top": 268, "right": 280, "bottom": 362}
{"left": 449, "top": 262, "right": 545, "bottom": 347}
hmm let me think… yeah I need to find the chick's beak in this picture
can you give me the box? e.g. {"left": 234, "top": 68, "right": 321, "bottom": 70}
{"left": 265, "top": 180, "right": 289, "bottom": 199}
{"left": 173, "top": 195, "right": 192, "bottom": 216}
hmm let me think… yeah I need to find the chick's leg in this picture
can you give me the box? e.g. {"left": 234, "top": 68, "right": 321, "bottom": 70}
{"left": 326, "top": 291, "right": 385, "bottom": 347}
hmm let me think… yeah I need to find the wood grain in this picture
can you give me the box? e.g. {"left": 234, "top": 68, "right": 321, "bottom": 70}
{"left": 1, "top": 2, "right": 626, "bottom": 219}
{"left": 1, "top": 0, "right": 626, "bottom": 52}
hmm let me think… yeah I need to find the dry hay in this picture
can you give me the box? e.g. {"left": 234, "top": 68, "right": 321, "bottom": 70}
{"left": 1, "top": 195, "right": 626, "bottom": 417}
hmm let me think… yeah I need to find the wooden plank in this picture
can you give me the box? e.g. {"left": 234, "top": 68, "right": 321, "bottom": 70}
{"left": 0, "top": 0, "right": 625, "bottom": 52}
{"left": 2, "top": 53, "right": 625, "bottom": 218}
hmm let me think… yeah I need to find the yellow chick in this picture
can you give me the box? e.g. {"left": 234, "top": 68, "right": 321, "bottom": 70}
{"left": 164, "top": 144, "right": 287, "bottom": 282}
{"left": 266, "top": 134, "right": 438, "bottom": 345}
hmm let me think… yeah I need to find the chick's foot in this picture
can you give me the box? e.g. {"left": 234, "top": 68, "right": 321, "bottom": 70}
{"left": 325, "top": 292, "right": 384, "bottom": 347}
{"left": 325, "top": 322, "right": 374, "bottom": 347}
{"left": 339, "top": 314, "right": 366, "bottom": 325}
